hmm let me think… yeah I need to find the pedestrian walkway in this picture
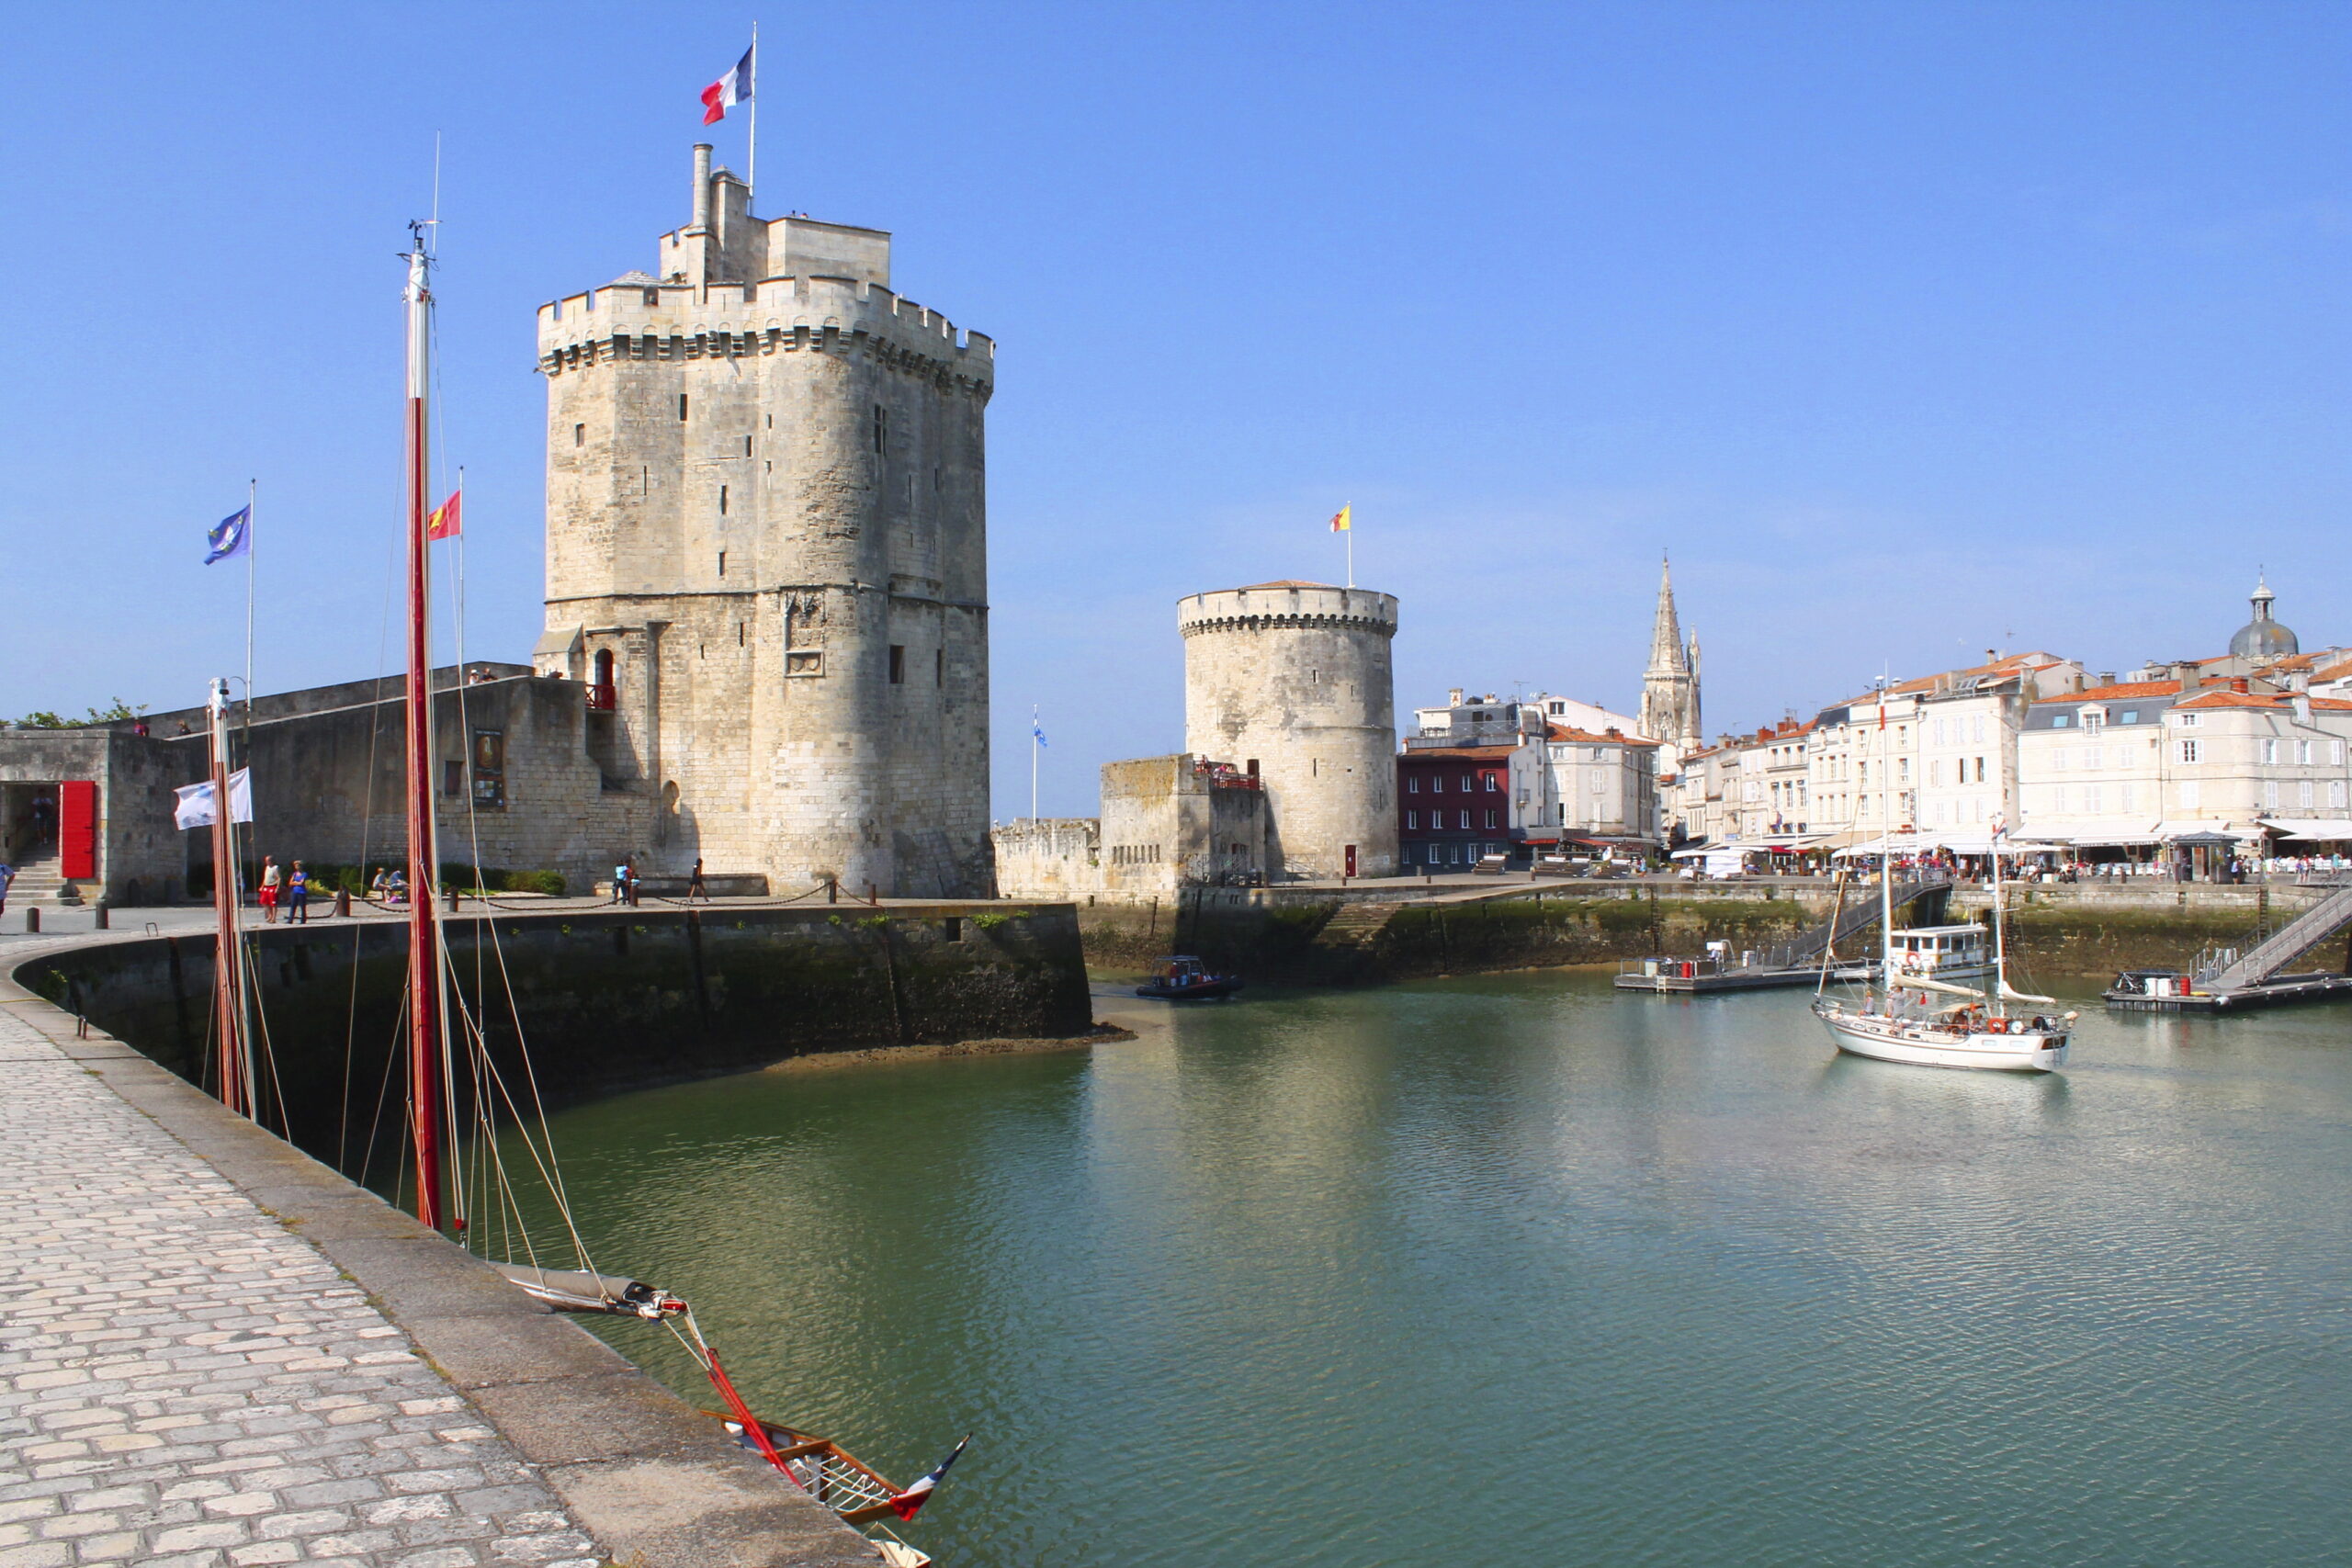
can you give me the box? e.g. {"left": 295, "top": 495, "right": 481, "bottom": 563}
{"left": 0, "top": 1003, "right": 602, "bottom": 1568}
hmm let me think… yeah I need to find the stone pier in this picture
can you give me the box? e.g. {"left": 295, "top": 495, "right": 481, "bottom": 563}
{"left": 0, "top": 969, "right": 878, "bottom": 1567}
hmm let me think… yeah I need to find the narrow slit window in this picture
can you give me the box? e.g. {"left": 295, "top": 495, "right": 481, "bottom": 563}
{"left": 935, "top": 648, "right": 944, "bottom": 685}
{"left": 888, "top": 645, "right": 905, "bottom": 684}
{"left": 717, "top": 551, "right": 726, "bottom": 576}
{"left": 573, "top": 423, "right": 584, "bottom": 446}
{"left": 718, "top": 484, "right": 728, "bottom": 515}
{"left": 873, "top": 404, "right": 888, "bottom": 453}
{"left": 678, "top": 393, "right": 689, "bottom": 421}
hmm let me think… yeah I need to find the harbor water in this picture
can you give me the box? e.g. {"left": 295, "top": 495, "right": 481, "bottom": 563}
{"left": 513, "top": 972, "right": 2352, "bottom": 1567}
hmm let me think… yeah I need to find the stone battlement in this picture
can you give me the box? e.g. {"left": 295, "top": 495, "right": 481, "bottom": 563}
{"left": 538, "top": 275, "right": 993, "bottom": 381}
{"left": 1179, "top": 584, "right": 1399, "bottom": 638}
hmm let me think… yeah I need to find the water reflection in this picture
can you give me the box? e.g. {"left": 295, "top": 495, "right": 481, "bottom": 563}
{"left": 518, "top": 973, "right": 2352, "bottom": 1568}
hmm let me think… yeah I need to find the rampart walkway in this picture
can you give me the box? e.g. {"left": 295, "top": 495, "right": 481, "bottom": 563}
{"left": 0, "top": 1000, "right": 601, "bottom": 1568}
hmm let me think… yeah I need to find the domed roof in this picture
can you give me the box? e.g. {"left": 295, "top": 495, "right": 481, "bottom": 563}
{"left": 2229, "top": 574, "right": 2298, "bottom": 660}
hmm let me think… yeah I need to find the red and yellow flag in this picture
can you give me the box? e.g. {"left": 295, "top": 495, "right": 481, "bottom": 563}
{"left": 1329, "top": 504, "right": 1351, "bottom": 533}
{"left": 426, "top": 490, "right": 462, "bottom": 541}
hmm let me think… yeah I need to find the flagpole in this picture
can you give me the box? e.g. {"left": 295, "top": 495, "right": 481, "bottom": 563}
{"left": 1031, "top": 705, "right": 1039, "bottom": 822}
{"left": 746, "top": 22, "right": 758, "bottom": 202}
{"left": 1347, "top": 518, "right": 1354, "bottom": 590}
{"left": 244, "top": 479, "right": 256, "bottom": 711}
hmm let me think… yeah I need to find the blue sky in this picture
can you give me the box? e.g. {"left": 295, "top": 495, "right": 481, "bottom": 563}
{"left": 3, "top": 2, "right": 2346, "bottom": 815}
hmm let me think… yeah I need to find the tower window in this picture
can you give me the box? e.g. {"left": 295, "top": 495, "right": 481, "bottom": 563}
{"left": 765, "top": 414, "right": 773, "bottom": 429}
{"left": 573, "top": 423, "right": 584, "bottom": 446}
{"left": 717, "top": 551, "right": 726, "bottom": 577}
{"left": 744, "top": 435, "right": 753, "bottom": 457}
{"left": 888, "top": 645, "right": 905, "bottom": 684}
{"left": 935, "top": 648, "right": 944, "bottom": 685}
{"left": 718, "top": 484, "right": 728, "bottom": 515}
{"left": 678, "top": 393, "right": 689, "bottom": 421}
{"left": 873, "top": 404, "right": 888, "bottom": 453}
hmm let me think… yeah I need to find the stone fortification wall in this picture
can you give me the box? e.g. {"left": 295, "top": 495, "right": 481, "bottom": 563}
{"left": 0, "top": 728, "right": 186, "bottom": 905}
{"left": 165, "top": 673, "right": 643, "bottom": 895}
{"left": 990, "top": 818, "right": 1101, "bottom": 900}
{"left": 1181, "top": 584, "right": 1398, "bottom": 879}
{"left": 1100, "top": 753, "right": 1269, "bottom": 890}
{"left": 537, "top": 199, "right": 995, "bottom": 900}
{"left": 24, "top": 902, "right": 1094, "bottom": 1170}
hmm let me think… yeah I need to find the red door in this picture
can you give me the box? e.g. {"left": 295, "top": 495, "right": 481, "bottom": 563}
{"left": 58, "top": 781, "right": 97, "bottom": 879}
{"left": 1344, "top": 843, "right": 1358, "bottom": 878}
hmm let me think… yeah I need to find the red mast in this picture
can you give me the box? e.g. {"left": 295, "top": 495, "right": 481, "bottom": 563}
{"left": 401, "top": 225, "right": 446, "bottom": 1232}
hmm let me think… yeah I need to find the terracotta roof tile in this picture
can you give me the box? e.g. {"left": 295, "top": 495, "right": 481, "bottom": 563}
{"left": 1546, "top": 724, "right": 1659, "bottom": 746}
{"left": 2052, "top": 680, "right": 2182, "bottom": 703}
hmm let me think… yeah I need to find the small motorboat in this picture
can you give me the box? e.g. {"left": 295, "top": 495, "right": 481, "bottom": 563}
{"left": 1136, "top": 955, "right": 1243, "bottom": 1000}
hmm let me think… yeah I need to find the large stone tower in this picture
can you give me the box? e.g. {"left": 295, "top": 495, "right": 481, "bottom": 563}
{"left": 1638, "top": 554, "right": 1701, "bottom": 772}
{"left": 534, "top": 147, "right": 993, "bottom": 897}
{"left": 1180, "top": 582, "right": 1398, "bottom": 879}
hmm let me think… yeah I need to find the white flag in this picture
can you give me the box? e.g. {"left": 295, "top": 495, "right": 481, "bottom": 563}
{"left": 174, "top": 769, "right": 254, "bottom": 829}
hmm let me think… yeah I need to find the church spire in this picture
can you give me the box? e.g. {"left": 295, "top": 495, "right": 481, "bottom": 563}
{"left": 1638, "top": 553, "right": 1702, "bottom": 757}
{"left": 1645, "top": 554, "right": 1687, "bottom": 678}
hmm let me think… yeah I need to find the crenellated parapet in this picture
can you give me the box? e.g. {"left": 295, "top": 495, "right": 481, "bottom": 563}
{"left": 1179, "top": 584, "right": 1399, "bottom": 639}
{"left": 537, "top": 276, "right": 992, "bottom": 399}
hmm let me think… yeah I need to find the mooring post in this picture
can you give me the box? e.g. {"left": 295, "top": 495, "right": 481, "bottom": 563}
{"left": 827, "top": 876, "right": 839, "bottom": 905}
{"left": 94, "top": 902, "right": 109, "bottom": 931}
{"left": 334, "top": 887, "right": 351, "bottom": 919}
{"left": 26, "top": 908, "right": 40, "bottom": 934}
{"left": 446, "top": 884, "right": 459, "bottom": 913}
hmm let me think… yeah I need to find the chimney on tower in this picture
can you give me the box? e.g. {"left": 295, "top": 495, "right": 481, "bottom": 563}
{"left": 690, "top": 143, "right": 713, "bottom": 235}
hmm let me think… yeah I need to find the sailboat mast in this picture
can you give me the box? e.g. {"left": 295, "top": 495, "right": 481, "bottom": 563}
{"left": 1991, "top": 823, "right": 2008, "bottom": 1006}
{"left": 401, "top": 226, "right": 447, "bottom": 1232}
{"left": 205, "top": 678, "right": 246, "bottom": 1116}
{"left": 1878, "top": 682, "right": 1894, "bottom": 981}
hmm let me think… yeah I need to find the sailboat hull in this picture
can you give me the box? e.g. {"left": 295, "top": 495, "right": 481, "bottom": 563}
{"left": 1815, "top": 1001, "right": 2068, "bottom": 1072}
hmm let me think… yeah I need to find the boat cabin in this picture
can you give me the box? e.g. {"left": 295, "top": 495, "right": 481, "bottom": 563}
{"left": 1888, "top": 923, "right": 1992, "bottom": 978}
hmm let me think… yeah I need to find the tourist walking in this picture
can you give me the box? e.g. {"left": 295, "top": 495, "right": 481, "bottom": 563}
{"left": 287, "top": 861, "right": 310, "bottom": 924}
{"left": 258, "top": 855, "right": 281, "bottom": 923}
{"left": 688, "top": 857, "right": 708, "bottom": 902}
{"left": 612, "top": 857, "right": 629, "bottom": 905}
{"left": 0, "top": 861, "right": 14, "bottom": 916}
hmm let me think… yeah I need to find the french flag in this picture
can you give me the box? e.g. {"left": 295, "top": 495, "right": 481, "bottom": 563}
{"left": 701, "top": 45, "right": 753, "bottom": 125}
{"left": 888, "top": 1436, "right": 970, "bottom": 1521}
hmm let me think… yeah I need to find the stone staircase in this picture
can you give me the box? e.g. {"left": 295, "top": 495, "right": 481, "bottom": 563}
{"left": 3, "top": 852, "right": 82, "bottom": 907}
{"left": 1315, "top": 901, "right": 1403, "bottom": 949}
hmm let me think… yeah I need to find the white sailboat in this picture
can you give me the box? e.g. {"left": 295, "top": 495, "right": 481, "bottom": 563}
{"left": 1813, "top": 698, "right": 2073, "bottom": 1071}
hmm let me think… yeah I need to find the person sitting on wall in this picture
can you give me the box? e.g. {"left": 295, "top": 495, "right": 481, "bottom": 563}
{"left": 385, "top": 869, "right": 408, "bottom": 906}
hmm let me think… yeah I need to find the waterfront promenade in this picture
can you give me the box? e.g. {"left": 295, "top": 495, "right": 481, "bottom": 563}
{"left": 0, "top": 998, "right": 603, "bottom": 1568}
{"left": 0, "top": 948, "right": 880, "bottom": 1568}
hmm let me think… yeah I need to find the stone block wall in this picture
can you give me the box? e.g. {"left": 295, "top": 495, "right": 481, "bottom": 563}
{"left": 1181, "top": 584, "right": 1399, "bottom": 879}
{"left": 536, "top": 159, "right": 994, "bottom": 899}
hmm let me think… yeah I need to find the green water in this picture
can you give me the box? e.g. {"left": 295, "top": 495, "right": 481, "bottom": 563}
{"left": 508, "top": 973, "right": 2352, "bottom": 1567}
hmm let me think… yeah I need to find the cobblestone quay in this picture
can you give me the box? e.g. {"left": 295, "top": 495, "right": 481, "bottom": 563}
{"left": 0, "top": 963, "right": 878, "bottom": 1568}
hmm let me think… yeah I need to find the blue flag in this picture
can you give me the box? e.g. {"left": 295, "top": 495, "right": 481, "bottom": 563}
{"left": 205, "top": 505, "right": 251, "bottom": 565}
{"left": 1032, "top": 719, "right": 1048, "bottom": 748}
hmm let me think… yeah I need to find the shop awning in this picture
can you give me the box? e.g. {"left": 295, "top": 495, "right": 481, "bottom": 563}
{"left": 2256, "top": 818, "right": 2352, "bottom": 841}
{"left": 2023, "top": 818, "right": 2160, "bottom": 848}
{"left": 2153, "top": 821, "right": 2267, "bottom": 843}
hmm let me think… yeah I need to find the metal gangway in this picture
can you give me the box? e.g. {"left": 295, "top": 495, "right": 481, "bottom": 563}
{"left": 2203, "top": 879, "right": 2352, "bottom": 992}
{"left": 1759, "top": 872, "right": 1953, "bottom": 970}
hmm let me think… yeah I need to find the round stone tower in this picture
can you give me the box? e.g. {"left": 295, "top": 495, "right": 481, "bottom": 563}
{"left": 535, "top": 144, "right": 993, "bottom": 897}
{"left": 1180, "top": 581, "right": 1398, "bottom": 880}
